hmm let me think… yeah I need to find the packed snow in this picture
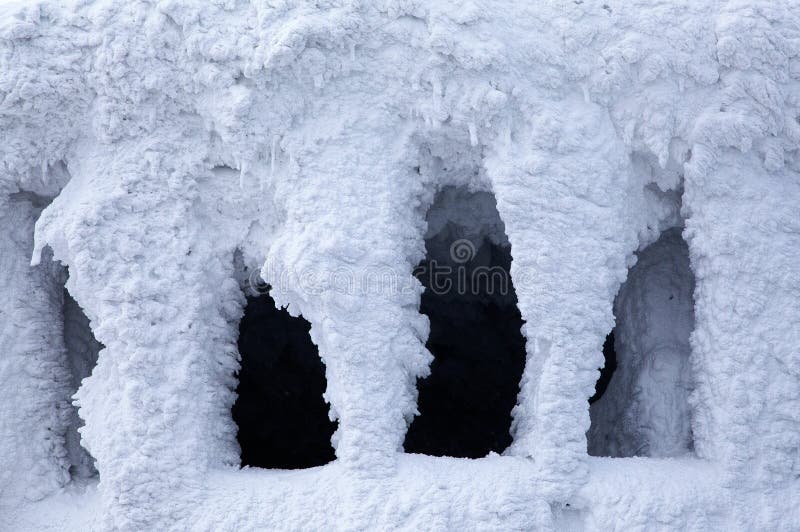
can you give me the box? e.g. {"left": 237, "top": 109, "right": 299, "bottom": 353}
{"left": 0, "top": 0, "right": 799, "bottom": 530}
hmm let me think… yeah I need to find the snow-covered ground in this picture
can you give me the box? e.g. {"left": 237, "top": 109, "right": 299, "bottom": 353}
{"left": 2, "top": 456, "right": 731, "bottom": 531}
{"left": 1, "top": 0, "right": 798, "bottom": 530}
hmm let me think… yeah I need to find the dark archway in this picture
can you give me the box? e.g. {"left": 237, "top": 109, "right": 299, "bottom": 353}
{"left": 233, "top": 291, "right": 337, "bottom": 469}
{"left": 403, "top": 188, "right": 527, "bottom": 458}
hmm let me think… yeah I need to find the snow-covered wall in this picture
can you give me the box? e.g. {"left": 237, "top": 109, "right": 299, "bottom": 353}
{"left": 1, "top": 0, "right": 799, "bottom": 530}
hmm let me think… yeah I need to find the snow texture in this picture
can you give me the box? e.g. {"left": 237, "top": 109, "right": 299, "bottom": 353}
{"left": 0, "top": 0, "right": 799, "bottom": 530}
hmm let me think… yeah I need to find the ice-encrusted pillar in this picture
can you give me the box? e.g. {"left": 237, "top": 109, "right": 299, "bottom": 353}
{"left": 0, "top": 193, "right": 72, "bottom": 503}
{"left": 264, "top": 117, "right": 431, "bottom": 471}
{"left": 683, "top": 149, "right": 800, "bottom": 490}
{"left": 484, "top": 102, "right": 644, "bottom": 495}
{"left": 33, "top": 139, "right": 245, "bottom": 529}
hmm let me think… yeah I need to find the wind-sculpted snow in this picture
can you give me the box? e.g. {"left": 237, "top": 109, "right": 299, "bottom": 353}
{"left": 0, "top": 0, "right": 799, "bottom": 530}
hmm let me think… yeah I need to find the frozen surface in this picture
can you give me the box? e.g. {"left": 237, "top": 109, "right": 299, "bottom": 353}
{"left": 9, "top": 456, "right": 796, "bottom": 531}
{"left": 1, "top": 479, "right": 100, "bottom": 532}
{"left": 0, "top": 0, "right": 798, "bottom": 530}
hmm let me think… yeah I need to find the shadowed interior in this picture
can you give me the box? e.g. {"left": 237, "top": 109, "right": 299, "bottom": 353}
{"left": 233, "top": 292, "right": 337, "bottom": 469}
{"left": 404, "top": 188, "right": 527, "bottom": 458}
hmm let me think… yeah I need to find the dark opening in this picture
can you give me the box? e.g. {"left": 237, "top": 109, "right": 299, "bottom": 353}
{"left": 233, "top": 290, "right": 337, "bottom": 469}
{"left": 589, "top": 332, "right": 616, "bottom": 404}
{"left": 587, "top": 228, "right": 695, "bottom": 457}
{"left": 403, "top": 188, "right": 527, "bottom": 458}
{"left": 62, "top": 285, "right": 102, "bottom": 478}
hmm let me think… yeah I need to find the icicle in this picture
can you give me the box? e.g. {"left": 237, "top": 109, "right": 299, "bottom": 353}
{"left": 270, "top": 135, "right": 279, "bottom": 179}
{"left": 502, "top": 119, "right": 512, "bottom": 146}
{"left": 41, "top": 160, "right": 48, "bottom": 183}
{"left": 30, "top": 240, "right": 43, "bottom": 266}
{"left": 581, "top": 83, "right": 591, "bottom": 103}
{"left": 658, "top": 148, "right": 668, "bottom": 169}
{"left": 623, "top": 121, "right": 635, "bottom": 145}
{"left": 468, "top": 122, "right": 478, "bottom": 147}
{"left": 349, "top": 41, "right": 356, "bottom": 61}
{"left": 432, "top": 75, "right": 442, "bottom": 114}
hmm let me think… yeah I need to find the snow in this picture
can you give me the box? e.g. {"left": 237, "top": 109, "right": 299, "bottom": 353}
{"left": 1, "top": 479, "right": 100, "bottom": 532}
{"left": 0, "top": 0, "right": 798, "bottom": 530}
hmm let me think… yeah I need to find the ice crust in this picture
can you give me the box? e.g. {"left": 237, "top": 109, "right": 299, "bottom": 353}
{"left": 0, "top": 0, "right": 799, "bottom": 530}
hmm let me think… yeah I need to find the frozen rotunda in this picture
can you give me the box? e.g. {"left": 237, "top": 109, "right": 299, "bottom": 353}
{"left": 1, "top": 0, "right": 799, "bottom": 530}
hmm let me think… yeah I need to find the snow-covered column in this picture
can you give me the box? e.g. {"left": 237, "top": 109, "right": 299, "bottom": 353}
{"left": 0, "top": 193, "right": 72, "bottom": 503}
{"left": 33, "top": 137, "right": 245, "bottom": 529}
{"left": 484, "top": 100, "right": 644, "bottom": 495}
{"left": 265, "top": 112, "right": 430, "bottom": 471}
{"left": 683, "top": 150, "right": 800, "bottom": 490}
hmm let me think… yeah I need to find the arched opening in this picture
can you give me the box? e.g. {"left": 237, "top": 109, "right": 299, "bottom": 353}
{"left": 61, "top": 281, "right": 102, "bottom": 479}
{"left": 588, "top": 228, "right": 695, "bottom": 457}
{"left": 7, "top": 191, "right": 100, "bottom": 482}
{"left": 232, "top": 289, "right": 337, "bottom": 469}
{"left": 404, "top": 187, "right": 527, "bottom": 458}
